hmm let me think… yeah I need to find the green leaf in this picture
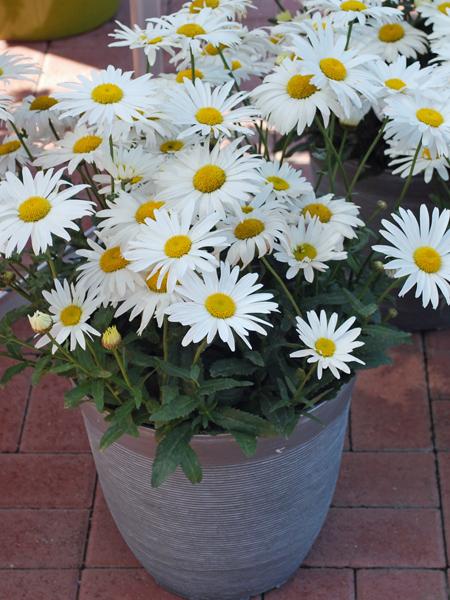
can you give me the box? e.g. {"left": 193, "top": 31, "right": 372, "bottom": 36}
{"left": 209, "top": 358, "right": 257, "bottom": 378}
{"left": 341, "top": 288, "right": 377, "bottom": 319}
{"left": 151, "top": 395, "right": 200, "bottom": 423}
{"left": 199, "top": 378, "right": 253, "bottom": 396}
{"left": 150, "top": 358, "right": 196, "bottom": 382}
{"left": 231, "top": 431, "right": 257, "bottom": 457}
{"left": 99, "top": 421, "right": 129, "bottom": 450}
{"left": 50, "top": 363, "right": 75, "bottom": 375}
{"left": 180, "top": 444, "right": 202, "bottom": 484}
{"left": 31, "top": 357, "right": 51, "bottom": 386}
{"left": 210, "top": 407, "right": 274, "bottom": 436}
{"left": 244, "top": 350, "right": 265, "bottom": 367}
{"left": 91, "top": 380, "right": 105, "bottom": 412}
{"left": 64, "top": 382, "right": 92, "bottom": 408}
{"left": 151, "top": 422, "right": 192, "bottom": 487}
{"left": 0, "top": 361, "right": 28, "bottom": 387}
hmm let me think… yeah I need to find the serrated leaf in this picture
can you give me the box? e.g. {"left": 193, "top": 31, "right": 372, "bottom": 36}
{"left": 31, "top": 356, "right": 51, "bottom": 386}
{"left": 231, "top": 431, "right": 257, "bottom": 457}
{"left": 199, "top": 378, "right": 253, "bottom": 396}
{"left": 180, "top": 444, "right": 202, "bottom": 484}
{"left": 151, "top": 422, "right": 192, "bottom": 487}
{"left": 64, "top": 382, "right": 92, "bottom": 408}
{"left": 91, "top": 380, "right": 105, "bottom": 412}
{"left": 341, "top": 288, "right": 377, "bottom": 319}
{"left": 99, "top": 421, "right": 129, "bottom": 450}
{"left": 209, "top": 358, "right": 256, "bottom": 378}
{"left": 0, "top": 361, "right": 28, "bottom": 387}
{"left": 151, "top": 395, "right": 200, "bottom": 423}
{"left": 210, "top": 407, "right": 274, "bottom": 436}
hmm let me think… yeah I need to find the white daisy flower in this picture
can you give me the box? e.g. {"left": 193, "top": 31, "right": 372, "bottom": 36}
{"left": 0, "top": 167, "right": 92, "bottom": 257}
{"left": 290, "top": 310, "right": 364, "bottom": 379}
{"left": 76, "top": 234, "right": 141, "bottom": 305}
{"left": 165, "top": 78, "right": 258, "bottom": 139}
{"left": 54, "top": 65, "right": 156, "bottom": 131}
{"left": 293, "top": 194, "right": 364, "bottom": 240}
{"left": 167, "top": 261, "right": 278, "bottom": 351}
{"left": 94, "top": 145, "right": 161, "bottom": 194}
{"left": 0, "top": 135, "right": 31, "bottom": 175}
{"left": 259, "top": 160, "right": 313, "bottom": 205}
{"left": 305, "top": 0, "right": 401, "bottom": 26}
{"left": 373, "top": 204, "right": 450, "bottom": 309}
{"left": 33, "top": 126, "right": 107, "bottom": 174}
{"left": 252, "top": 58, "right": 339, "bottom": 136}
{"left": 114, "top": 270, "right": 177, "bottom": 333}
{"left": 155, "top": 137, "right": 262, "bottom": 218}
{"left": 370, "top": 56, "right": 437, "bottom": 100}
{"left": 0, "top": 52, "right": 39, "bottom": 84}
{"left": 0, "top": 94, "right": 13, "bottom": 123}
{"left": 220, "top": 205, "right": 286, "bottom": 267}
{"left": 35, "top": 279, "right": 100, "bottom": 353}
{"left": 417, "top": 0, "right": 450, "bottom": 27}
{"left": 13, "top": 94, "right": 72, "bottom": 140}
{"left": 109, "top": 21, "right": 173, "bottom": 67}
{"left": 124, "top": 205, "right": 228, "bottom": 292}
{"left": 155, "top": 131, "right": 201, "bottom": 156}
{"left": 96, "top": 190, "right": 167, "bottom": 245}
{"left": 356, "top": 21, "right": 428, "bottom": 63}
{"left": 274, "top": 216, "right": 347, "bottom": 281}
{"left": 151, "top": 9, "right": 242, "bottom": 53}
{"left": 384, "top": 94, "right": 450, "bottom": 157}
{"left": 181, "top": 0, "right": 254, "bottom": 19}
{"left": 387, "top": 144, "right": 449, "bottom": 183}
{"left": 290, "top": 25, "right": 378, "bottom": 117}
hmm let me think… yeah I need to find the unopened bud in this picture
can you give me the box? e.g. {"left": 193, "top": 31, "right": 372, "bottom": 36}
{"left": 276, "top": 10, "right": 292, "bottom": 22}
{"left": 28, "top": 311, "right": 53, "bottom": 334}
{"left": 372, "top": 260, "right": 385, "bottom": 272}
{"left": 101, "top": 326, "right": 122, "bottom": 351}
{"left": 387, "top": 307, "right": 398, "bottom": 320}
{"left": 0, "top": 271, "right": 15, "bottom": 288}
{"left": 377, "top": 200, "right": 388, "bottom": 210}
{"left": 385, "top": 268, "right": 398, "bottom": 279}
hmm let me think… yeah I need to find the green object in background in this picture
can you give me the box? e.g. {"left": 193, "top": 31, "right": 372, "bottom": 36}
{"left": 0, "top": 0, "right": 121, "bottom": 41}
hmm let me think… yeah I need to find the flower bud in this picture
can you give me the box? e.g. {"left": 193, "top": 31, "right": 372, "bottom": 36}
{"left": 276, "top": 10, "right": 292, "bottom": 22}
{"left": 101, "top": 326, "right": 122, "bottom": 351}
{"left": 385, "top": 268, "right": 398, "bottom": 279}
{"left": 0, "top": 271, "right": 15, "bottom": 288}
{"left": 377, "top": 200, "right": 388, "bottom": 210}
{"left": 372, "top": 260, "right": 385, "bottom": 272}
{"left": 28, "top": 311, "right": 53, "bottom": 334}
{"left": 387, "top": 307, "right": 398, "bottom": 320}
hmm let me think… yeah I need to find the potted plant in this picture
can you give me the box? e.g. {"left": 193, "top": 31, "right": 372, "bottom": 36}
{"left": 1, "top": 0, "right": 449, "bottom": 598}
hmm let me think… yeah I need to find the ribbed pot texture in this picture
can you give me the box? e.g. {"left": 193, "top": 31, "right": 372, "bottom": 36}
{"left": 81, "top": 380, "right": 354, "bottom": 600}
{"left": 312, "top": 157, "right": 450, "bottom": 332}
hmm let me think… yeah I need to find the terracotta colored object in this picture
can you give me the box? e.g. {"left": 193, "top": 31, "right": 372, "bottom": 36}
{"left": 0, "top": 0, "right": 120, "bottom": 41}
{"left": 82, "top": 380, "right": 354, "bottom": 600}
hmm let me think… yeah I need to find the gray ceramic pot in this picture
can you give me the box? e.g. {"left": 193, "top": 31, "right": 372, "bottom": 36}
{"left": 312, "top": 157, "right": 450, "bottom": 331}
{"left": 81, "top": 380, "right": 354, "bottom": 600}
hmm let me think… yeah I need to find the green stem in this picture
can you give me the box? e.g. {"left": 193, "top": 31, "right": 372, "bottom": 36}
{"left": 192, "top": 339, "right": 208, "bottom": 366}
{"left": 113, "top": 348, "right": 132, "bottom": 389}
{"left": 345, "top": 20, "right": 354, "bottom": 50}
{"left": 46, "top": 251, "right": 57, "bottom": 280}
{"left": 292, "top": 363, "right": 317, "bottom": 404}
{"left": 9, "top": 120, "right": 34, "bottom": 161}
{"left": 315, "top": 116, "right": 350, "bottom": 192}
{"left": 376, "top": 278, "right": 403, "bottom": 306}
{"left": 393, "top": 141, "right": 422, "bottom": 211}
{"left": 262, "top": 256, "right": 301, "bottom": 316}
{"left": 48, "top": 118, "right": 60, "bottom": 140}
{"left": 279, "top": 130, "right": 294, "bottom": 165}
{"left": 189, "top": 46, "right": 196, "bottom": 83}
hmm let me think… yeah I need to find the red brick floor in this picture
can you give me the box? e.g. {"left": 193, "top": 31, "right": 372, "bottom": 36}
{"left": 1, "top": 1, "right": 450, "bottom": 599}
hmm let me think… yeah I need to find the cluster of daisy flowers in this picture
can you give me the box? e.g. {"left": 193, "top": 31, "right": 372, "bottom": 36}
{"left": 1, "top": 0, "right": 450, "bottom": 400}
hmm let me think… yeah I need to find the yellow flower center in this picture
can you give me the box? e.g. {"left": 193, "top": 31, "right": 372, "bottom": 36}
{"left": 385, "top": 77, "right": 406, "bottom": 91}
{"left": 267, "top": 175, "right": 290, "bottom": 191}
{"left": 0, "top": 68, "right": 3, "bottom": 77}
{"left": 293, "top": 243, "right": 317, "bottom": 261}
{"left": 164, "top": 234, "right": 192, "bottom": 258}
{"left": 319, "top": 58, "right": 347, "bottom": 81}
{"left": 176, "top": 68, "right": 204, "bottom": 83}
{"left": 128, "top": 175, "right": 143, "bottom": 185}
{"left": 147, "top": 35, "right": 163, "bottom": 45}
{"left": 99, "top": 247, "right": 130, "bottom": 273}
{"left": 134, "top": 200, "right": 165, "bottom": 223}
{"left": 413, "top": 246, "right": 441, "bottom": 273}
{"left": 438, "top": 1, "right": 450, "bottom": 13}
{"left": 190, "top": 0, "right": 219, "bottom": 11}
{"left": 231, "top": 60, "right": 242, "bottom": 71}
{"left": 205, "top": 292, "right": 236, "bottom": 319}
{"left": 18, "top": 196, "right": 51, "bottom": 222}
{"left": 242, "top": 205, "right": 254, "bottom": 214}
{"left": 234, "top": 218, "right": 265, "bottom": 240}
{"left": 160, "top": 139, "right": 184, "bottom": 153}
{"left": 378, "top": 23, "right": 405, "bottom": 43}
{"left": 91, "top": 83, "right": 124, "bottom": 104}
{"left": 340, "top": 0, "right": 367, "bottom": 9}
{"left": 0, "top": 140, "right": 21, "bottom": 155}
{"left": 302, "top": 203, "right": 332, "bottom": 223}
{"left": 176, "top": 23, "right": 206, "bottom": 37}
{"left": 72, "top": 135, "right": 103, "bottom": 154}
{"left": 29, "top": 95, "right": 58, "bottom": 111}
{"left": 146, "top": 270, "right": 168, "bottom": 293}
{"left": 416, "top": 107, "right": 444, "bottom": 128}
{"left": 60, "top": 304, "right": 82, "bottom": 327}
{"left": 193, "top": 164, "right": 226, "bottom": 193}
{"left": 315, "top": 337, "right": 336, "bottom": 357}
{"left": 196, "top": 106, "right": 224, "bottom": 126}
{"left": 422, "top": 147, "right": 432, "bottom": 160}
{"left": 286, "top": 74, "right": 318, "bottom": 99}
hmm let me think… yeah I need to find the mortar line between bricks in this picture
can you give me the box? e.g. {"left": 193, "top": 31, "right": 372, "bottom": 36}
{"left": 422, "top": 332, "right": 450, "bottom": 590}
{"left": 353, "top": 569, "right": 357, "bottom": 600}
{"left": 0, "top": 565, "right": 448, "bottom": 572}
{"left": 15, "top": 379, "right": 33, "bottom": 453}
{"left": 76, "top": 473, "right": 98, "bottom": 600}
{"left": 348, "top": 405, "right": 354, "bottom": 451}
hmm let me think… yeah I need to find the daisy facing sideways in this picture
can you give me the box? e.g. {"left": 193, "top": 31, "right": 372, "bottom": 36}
{"left": 0, "top": 135, "right": 30, "bottom": 176}
{"left": 168, "top": 261, "right": 278, "bottom": 351}
{"left": 373, "top": 204, "right": 450, "bottom": 309}
{"left": 35, "top": 279, "right": 100, "bottom": 353}
{"left": 0, "top": 167, "right": 92, "bottom": 257}
{"left": 290, "top": 310, "right": 365, "bottom": 380}
{"left": 356, "top": 21, "right": 428, "bottom": 63}
{"left": 274, "top": 216, "right": 347, "bottom": 282}
{"left": 305, "top": 0, "right": 401, "bottom": 26}
{"left": 259, "top": 160, "right": 313, "bottom": 205}
{"left": 124, "top": 205, "right": 227, "bottom": 292}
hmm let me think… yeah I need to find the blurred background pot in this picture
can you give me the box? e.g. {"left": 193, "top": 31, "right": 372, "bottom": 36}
{"left": 0, "top": 0, "right": 120, "bottom": 41}
{"left": 312, "top": 157, "right": 450, "bottom": 332}
{"left": 82, "top": 380, "right": 354, "bottom": 600}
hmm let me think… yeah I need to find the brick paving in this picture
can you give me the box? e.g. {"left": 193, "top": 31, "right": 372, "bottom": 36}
{"left": 1, "top": 1, "right": 450, "bottom": 598}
